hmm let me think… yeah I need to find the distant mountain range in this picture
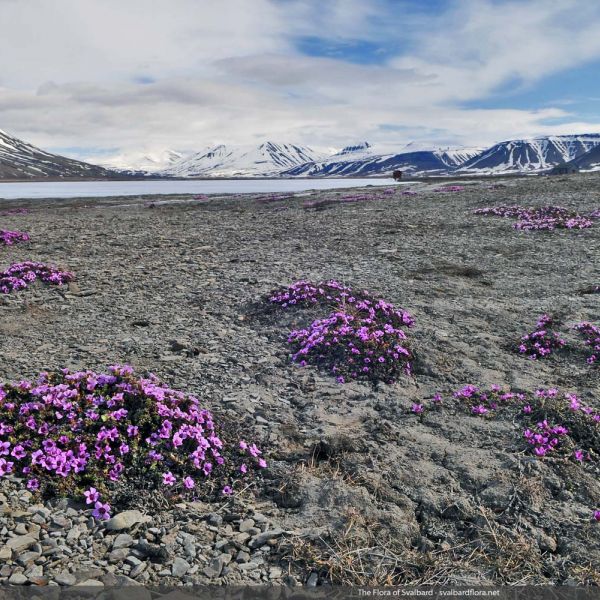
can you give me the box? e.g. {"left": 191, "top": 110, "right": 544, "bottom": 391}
{"left": 560, "top": 142, "right": 600, "bottom": 172}
{"left": 160, "top": 142, "right": 326, "bottom": 177}
{"left": 457, "top": 134, "right": 600, "bottom": 174}
{"left": 2, "top": 129, "right": 600, "bottom": 180}
{"left": 281, "top": 142, "right": 484, "bottom": 177}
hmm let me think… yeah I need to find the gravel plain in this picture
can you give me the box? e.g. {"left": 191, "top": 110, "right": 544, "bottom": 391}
{"left": 0, "top": 174, "right": 599, "bottom": 586}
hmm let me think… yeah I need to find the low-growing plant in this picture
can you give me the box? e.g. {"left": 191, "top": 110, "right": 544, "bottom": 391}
{"left": 0, "top": 208, "right": 29, "bottom": 216}
{"left": 0, "top": 261, "right": 73, "bottom": 294}
{"left": 270, "top": 280, "right": 414, "bottom": 384}
{"left": 302, "top": 192, "right": 389, "bottom": 210}
{"left": 574, "top": 322, "right": 600, "bottom": 365}
{"left": 435, "top": 185, "right": 464, "bottom": 192}
{"left": 0, "top": 230, "right": 29, "bottom": 246}
{"left": 453, "top": 384, "right": 527, "bottom": 416}
{"left": 523, "top": 419, "right": 570, "bottom": 457}
{"left": 0, "top": 365, "right": 266, "bottom": 519}
{"left": 518, "top": 314, "right": 566, "bottom": 360}
{"left": 474, "top": 205, "right": 595, "bottom": 230}
{"left": 255, "top": 193, "right": 292, "bottom": 204}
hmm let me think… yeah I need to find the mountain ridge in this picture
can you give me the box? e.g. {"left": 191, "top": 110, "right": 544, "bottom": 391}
{"left": 0, "top": 129, "right": 120, "bottom": 180}
{"left": 2, "top": 129, "right": 600, "bottom": 180}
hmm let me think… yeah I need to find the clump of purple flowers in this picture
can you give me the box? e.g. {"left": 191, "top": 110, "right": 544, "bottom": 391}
{"left": 453, "top": 384, "right": 526, "bottom": 416}
{"left": 0, "top": 366, "right": 266, "bottom": 514}
{"left": 435, "top": 185, "right": 464, "bottom": 193}
{"left": 518, "top": 314, "right": 566, "bottom": 360}
{"left": 523, "top": 419, "right": 570, "bottom": 457}
{"left": 270, "top": 280, "right": 353, "bottom": 309}
{"left": 0, "top": 208, "right": 29, "bottom": 216}
{"left": 574, "top": 322, "right": 600, "bottom": 366}
{"left": 0, "top": 230, "right": 29, "bottom": 246}
{"left": 0, "top": 261, "right": 73, "bottom": 294}
{"left": 256, "top": 193, "right": 292, "bottom": 204}
{"left": 270, "top": 280, "right": 414, "bottom": 384}
{"left": 474, "top": 205, "right": 594, "bottom": 230}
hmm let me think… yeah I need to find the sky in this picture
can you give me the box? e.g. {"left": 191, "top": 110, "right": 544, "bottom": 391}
{"left": 2, "top": 0, "right": 600, "bottom": 165}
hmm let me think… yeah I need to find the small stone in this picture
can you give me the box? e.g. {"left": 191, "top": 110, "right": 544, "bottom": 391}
{"left": 108, "top": 548, "right": 129, "bottom": 563}
{"left": 14, "top": 523, "right": 28, "bottom": 535}
{"left": 51, "top": 515, "right": 70, "bottom": 529}
{"left": 112, "top": 533, "right": 134, "bottom": 550}
{"left": 171, "top": 557, "right": 191, "bottom": 577}
{"left": 135, "top": 541, "right": 169, "bottom": 563}
{"left": 75, "top": 579, "right": 104, "bottom": 587}
{"left": 0, "top": 546, "right": 11, "bottom": 561}
{"left": 248, "top": 528, "right": 284, "bottom": 549}
{"left": 238, "top": 562, "right": 260, "bottom": 571}
{"left": 537, "top": 532, "right": 557, "bottom": 553}
{"left": 17, "top": 551, "right": 41, "bottom": 566}
{"left": 202, "top": 556, "right": 224, "bottom": 578}
{"left": 307, "top": 572, "right": 319, "bottom": 587}
{"left": 105, "top": 510, "right": 151, "bottom": 531}
{"left": 8, "top": 572, "right": 28, "bottom": 585}
{"left": 54, "top": 572, "right": 77, "bottom": 586}
{"left": 130, "top": 562, "right": 147, "bottom": 578}
{"left": 236, "top": 551, "right": 251, "bottom": 563}
{"left": 206, "top": 513, "right": 223, "bottom": 526}
{"left": 269, "top": 567, "right": 283, "bottom": 579}
{"left": 24, "top": 564, "right": 43, "bottom": 579}
{"left": 5, "top": 535, "right": 36, "bottom": 553}
{"left": 239, "top": 519, "right": 255, "bottom": 533}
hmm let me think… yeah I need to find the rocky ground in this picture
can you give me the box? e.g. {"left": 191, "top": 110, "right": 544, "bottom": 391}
{"left": 0, "top": 174, "right": 599, "bottom": 587}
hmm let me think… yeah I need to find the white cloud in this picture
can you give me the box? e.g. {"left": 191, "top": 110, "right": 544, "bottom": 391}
{"left": 1, "top": 0, "right": 600, "bottom": 161}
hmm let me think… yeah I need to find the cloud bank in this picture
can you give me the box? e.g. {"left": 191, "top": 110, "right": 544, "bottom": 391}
{"left": 1, "top": 0, "right": 600, "bottom": 160}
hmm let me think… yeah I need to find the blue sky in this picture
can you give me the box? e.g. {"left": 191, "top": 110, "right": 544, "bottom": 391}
{"left": 1, "top": 0, "right": 600, "bottom": 165}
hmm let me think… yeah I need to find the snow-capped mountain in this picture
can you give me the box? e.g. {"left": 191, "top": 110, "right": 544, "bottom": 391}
{"left": 161, "top": 142, "right": 326, "bottom": 177}
{"left": 559, "top": 143, "right": 600, "bottom": 172}
{"left": 91, "top": 149, "right": 188, "bottom": 174}
{"left": 0, "top": 129, "right": 117, "bottom": 179}
{"left": 458, "top": 134, "right": 600, "bottom": 174}
{"left": 283, "top": 142, "right": 482, "bottom": 177}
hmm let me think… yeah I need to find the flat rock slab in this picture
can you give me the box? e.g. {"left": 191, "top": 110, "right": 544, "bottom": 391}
{"left": 105, "top": 510, "right": 152, "bottom": 531}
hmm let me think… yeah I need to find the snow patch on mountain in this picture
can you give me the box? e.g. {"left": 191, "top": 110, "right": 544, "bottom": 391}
{"left": 0, "top": 129, "right": 116, "bottom": 180}
{"left": 283, "top": 142, "right": 483, "bottom": 177}
{"left": 89, "top": 149, "right": 188, "bottom": 174}
{"left": 162, "top": 142, "right": 327, "bottom": 177}
{"left": 458, "top": 134, "right": 600, "bottom": 173}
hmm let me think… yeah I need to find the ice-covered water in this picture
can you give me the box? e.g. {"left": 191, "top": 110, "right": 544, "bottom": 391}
{"left": 0, "top": 178, "right": 406, "bottom": 200}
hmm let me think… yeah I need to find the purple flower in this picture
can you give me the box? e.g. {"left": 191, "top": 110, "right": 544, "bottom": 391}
{"left": 183, "top": 476, "right": 195, "bottom": 489}
{"left": 84, "top": 487, "right": 100, "bottom": 504}
{"left": 162, "top": 472, "right": 176, "bottom": 486}
{"left": 92, "top": 501, "right": 111, "bottom": 520}
{"left": 411, "top": 403, "right": 424, "bottom": 414}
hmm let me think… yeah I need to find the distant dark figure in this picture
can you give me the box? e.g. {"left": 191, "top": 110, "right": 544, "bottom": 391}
{"left": 392, "top": 170, "right": 403, "bottom": 181}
